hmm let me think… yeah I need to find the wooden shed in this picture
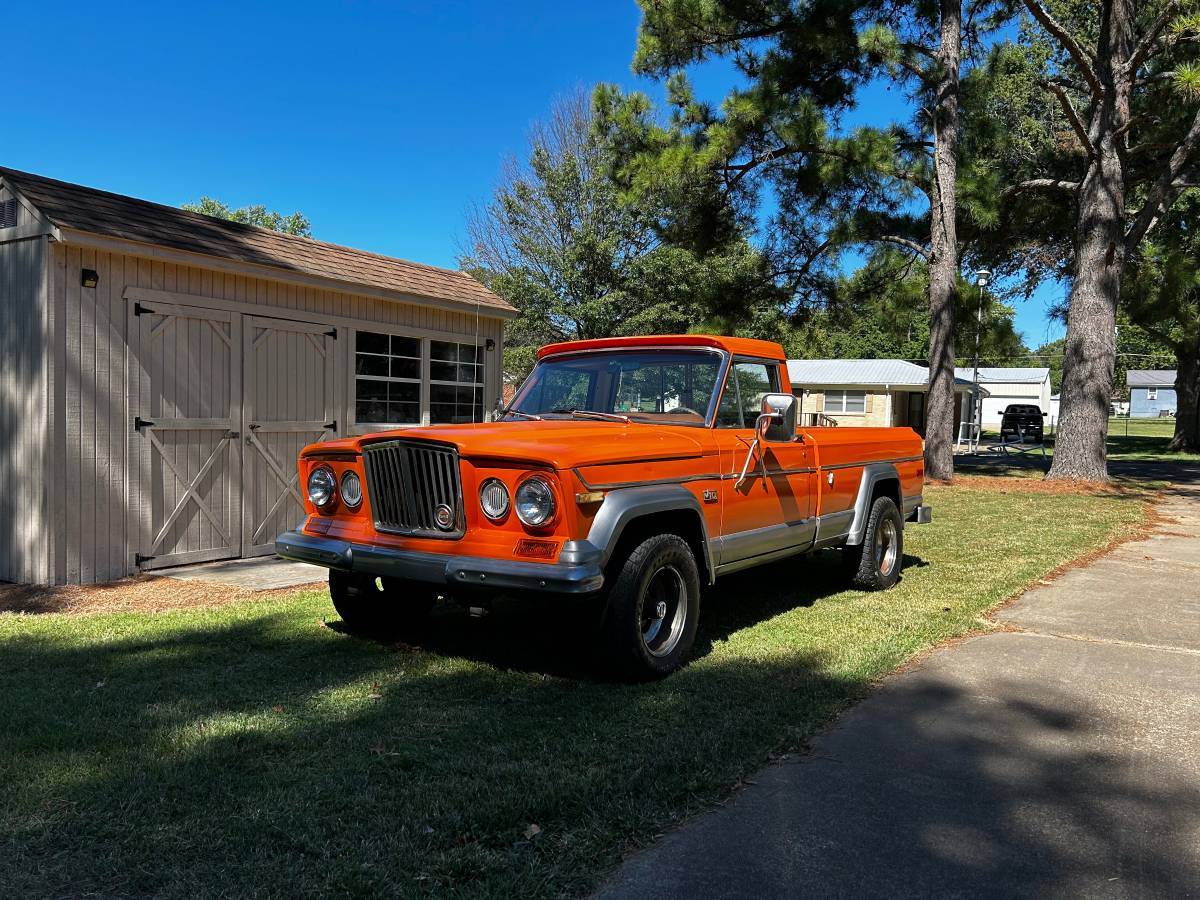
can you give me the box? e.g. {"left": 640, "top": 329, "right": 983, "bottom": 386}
{"left": 0, "top": 167, "right": 515, "bottom": 585}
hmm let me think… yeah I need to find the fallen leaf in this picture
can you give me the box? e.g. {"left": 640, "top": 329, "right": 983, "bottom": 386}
{"left": 524, "top": 824, "right": 542, "bottom": 840}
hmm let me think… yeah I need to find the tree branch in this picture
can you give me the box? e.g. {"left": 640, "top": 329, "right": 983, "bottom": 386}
{"left": 1126, "top": 0, "right": 1182, "bottom": 75}
{"left": 1022, "top": 0, "right": 1103, "bottom": 98}
{"left": 1044, "top": 81, "right": 1096, "bottom": 157}
{"left": 1127, "top": 104, "right": 1200, "bottom": 250}
{"left": 878, "top": 235, "right": 930, "bottom": 259}
{"left": 1003, "top": 178, "right": 1081, "bottom": 199}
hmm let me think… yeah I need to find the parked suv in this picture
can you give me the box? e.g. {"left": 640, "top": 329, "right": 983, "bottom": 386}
{"left": 999, "top": 404, "right": 1046, "bottom": 443}
{"left": 277, "top": 335, "right": 931, "bottom": 679}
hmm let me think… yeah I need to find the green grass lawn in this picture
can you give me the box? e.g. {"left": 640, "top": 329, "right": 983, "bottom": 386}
{"left": 0, "top": 483, "right": 1147, "bottom": 898}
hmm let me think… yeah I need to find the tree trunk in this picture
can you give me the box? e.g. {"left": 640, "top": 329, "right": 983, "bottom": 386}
{"left": 924, "top": 0, "right": 961, "bottom": 482}
{"left": 1169, "top": 337, "right": 1200, "bottom": 452}
{"left": 1047, "top": 0, "right": 1134, "bottom": 482}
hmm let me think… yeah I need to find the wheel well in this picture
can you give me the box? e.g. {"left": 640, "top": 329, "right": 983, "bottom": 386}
{"left": 606, "top": 509, "right": 712, "bottom": 584}
{"left": 870, "top": 476, "right": 901, "bottom": 511}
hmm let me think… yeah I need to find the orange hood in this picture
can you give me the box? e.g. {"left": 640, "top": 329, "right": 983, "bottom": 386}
{"left": 310, "top": 421, "right": 708, "bottom": 470}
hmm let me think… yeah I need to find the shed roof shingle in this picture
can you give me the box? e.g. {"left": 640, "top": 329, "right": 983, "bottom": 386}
{"left": 787, "top": 358, "right": 976, "bottom": 387}
{"left": 1126, "top": 369, "right": 1176, "bottom": 387}
{"left": 0, "top": 166, "right": 514, "bottom": 315}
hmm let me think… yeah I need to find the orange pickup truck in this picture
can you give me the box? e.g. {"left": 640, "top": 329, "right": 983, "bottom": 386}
{"left": 277, "top": 335, "right": 930, "bottom": 678}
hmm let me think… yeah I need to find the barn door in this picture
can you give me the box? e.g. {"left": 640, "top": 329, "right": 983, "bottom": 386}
{"left": 129, "top": 301, "right": 242, "bottom": 569}
{"left": 242, "top": 316, "right": 338, "bottom": 556}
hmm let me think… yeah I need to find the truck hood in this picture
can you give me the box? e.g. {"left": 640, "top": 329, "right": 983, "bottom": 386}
{"left": 313, "top": 420, "right": 708, "bottom": 470}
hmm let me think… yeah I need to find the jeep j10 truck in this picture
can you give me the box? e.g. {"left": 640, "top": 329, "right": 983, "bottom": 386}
{"left": 277, "top": 335, "right": 930, "bottom": 678}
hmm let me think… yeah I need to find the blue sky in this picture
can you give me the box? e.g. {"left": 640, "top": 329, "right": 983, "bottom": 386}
{"left": 6, "top": 0, "right": 1063, "bottom": 350}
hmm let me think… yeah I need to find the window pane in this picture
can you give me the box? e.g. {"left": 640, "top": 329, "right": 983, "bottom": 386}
{"left": 355, "top": 355, "right": 389, "bottom": 377}
{"left": 846, "top": 391, "right": 866, "bottom": 413}
{"left": 356, "top": 331, "right": 389, "bottom": 355}
{"left": 430, "top": 340, "right": 457, "bottom": 362}
{"left": 715, "top": 375, "right": 742, "bottom": 428}
{"left": 391, "top": 335, "right": 419, "bottom": 358}
{"left": 430, "top": 361, "right": 458, "bottom": 382}
{"left": 389, "top": 402, "right": 419, "bottom": 424}
{"left": 390, "top": 357, "right": 420, "bottom": 380}
{"left": 389, "top": 382, "right": 419, "bottom": 402}
{"left": 356, "top": 400, "right": 388, "bottom": 423}
{"left": 731, "top": 362, "right": 775, "bottom": 426}
{"left": 356, "top": 378, "right": 388, "bottom": 401}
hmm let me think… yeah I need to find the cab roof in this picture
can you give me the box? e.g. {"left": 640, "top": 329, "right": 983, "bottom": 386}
{"left": 536, "top": 334, "right": 785, "bottom": 361}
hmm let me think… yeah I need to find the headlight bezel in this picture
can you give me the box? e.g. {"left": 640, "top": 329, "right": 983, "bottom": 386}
{"left": 340, "top": 470, "right": 363, "bottom": 509}
{"left": 307, "top": 465, "right": 338, "bottom": 510}
{"left": 479, "top": 477, "right": 511, "bottom": 521}
{"left": 514, "top": 475, "right": 557, "bottom": 528}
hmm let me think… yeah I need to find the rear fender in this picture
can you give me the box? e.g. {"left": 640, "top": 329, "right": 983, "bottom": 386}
{"left": 845, "top": 463, "right": 902, "bottom": 546}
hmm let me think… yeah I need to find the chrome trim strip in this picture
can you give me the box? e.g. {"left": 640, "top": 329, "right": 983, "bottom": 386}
{"left": 719, "top": 466, "right": 815, "bottom": 480}
{"left": 818, "top": 454, "right": 921, "bottom": 472}
{"left": 712, "top": 518, "right": 816, "bottom": 567}
{"left": 574, "top": 469, "right": 723, "bottom": 491}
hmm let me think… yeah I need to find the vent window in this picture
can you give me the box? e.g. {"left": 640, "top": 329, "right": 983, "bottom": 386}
{"left": 0, "top": 199, "right": 17, "bottom": 229}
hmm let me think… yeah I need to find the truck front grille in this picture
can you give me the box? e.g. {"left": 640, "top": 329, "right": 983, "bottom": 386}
{"left": 361, "top": 439, "right": 464, "bottom": 538}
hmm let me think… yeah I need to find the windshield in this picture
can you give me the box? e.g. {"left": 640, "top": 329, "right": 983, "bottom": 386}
{"left": 506, "top": 349, "right": 725, "bottom": 425}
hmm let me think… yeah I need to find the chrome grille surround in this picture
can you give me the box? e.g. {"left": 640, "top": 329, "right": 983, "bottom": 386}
{"left": 361, "top": 439, "right": 464, "bottom": 539}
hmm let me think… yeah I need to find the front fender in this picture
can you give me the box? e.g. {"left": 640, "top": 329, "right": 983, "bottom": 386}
{"left": 560, "top": 484, "right": 715, "bottom": 583}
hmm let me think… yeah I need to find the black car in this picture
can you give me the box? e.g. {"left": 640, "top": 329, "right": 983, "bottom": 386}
{"left": 1000, "top": 403, "right": 1046, "bottom": 443}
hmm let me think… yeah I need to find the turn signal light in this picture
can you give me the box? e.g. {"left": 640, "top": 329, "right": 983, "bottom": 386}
{"left": 514, "top": 539, "right": 559, "bottom": 560}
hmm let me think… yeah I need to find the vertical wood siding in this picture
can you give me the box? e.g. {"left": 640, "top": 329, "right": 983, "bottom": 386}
{"left": 0, "top": 236, "right": 49, "bottom": 583}
{"left": 46, "top": 242, "right": 506, "bottom": 585}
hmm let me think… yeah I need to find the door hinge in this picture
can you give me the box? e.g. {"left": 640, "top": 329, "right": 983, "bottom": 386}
{"left": 134, "top": 553, "right": 155, "bottom": 566}
{"left": 133, "top": 302, "right": 154, "bottom": 317}
{"left": 325, "top": 328, "right": 337, "bottom": 339}
{"left": 134, "top": 416, "right": 155, "bottom": 431}
{"left": 225, "top": 430, "right": 240, "bottom": 440}
{"left": 324, "top": 421, "right": 337, "bottom": 431}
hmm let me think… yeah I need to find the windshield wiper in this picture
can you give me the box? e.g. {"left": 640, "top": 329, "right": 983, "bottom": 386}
{"left": 498, "top": 407, "right": 542, "bottom": 421}
{"left": 566, "top": 409, "right": 631, "bottom": 423}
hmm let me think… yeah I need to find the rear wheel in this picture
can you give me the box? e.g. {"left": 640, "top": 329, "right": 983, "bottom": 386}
{"left": 600, "top": 533, "right": 701, "bottom": 680}
{"left": 328, "top": 571, "right": 439, "bottom": 636}
{"left": 843, "top": 496, "right": 904, "bottom": 591}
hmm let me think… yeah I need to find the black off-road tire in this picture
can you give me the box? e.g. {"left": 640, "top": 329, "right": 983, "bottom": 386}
{"left": 600, "top": 533, "right": 701, "bottom": 681}
{"left": 328, "top": 571, "right": 438, "bottom": 636}
{"left": 842, "top": 496, "right": 904, "bottom": 591}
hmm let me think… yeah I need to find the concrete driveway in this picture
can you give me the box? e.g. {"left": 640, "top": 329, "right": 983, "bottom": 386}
{"left": 596, "top": 484, "right": 1200, "bottom": 899}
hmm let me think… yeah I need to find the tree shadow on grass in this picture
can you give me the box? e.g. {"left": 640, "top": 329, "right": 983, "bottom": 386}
{"left": 2, "top": 604, "right": 1198, "bottom": 898}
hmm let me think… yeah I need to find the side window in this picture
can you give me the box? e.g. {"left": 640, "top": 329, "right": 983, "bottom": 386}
{"left": 715, "top": 361, "right": 781, "bottom": 428}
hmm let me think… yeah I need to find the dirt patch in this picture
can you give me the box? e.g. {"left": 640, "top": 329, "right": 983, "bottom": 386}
{"left": 0, "top": 575, "right": 324, "bottom": 617}
{"left": 947, "top": 474, "right": 1158, "bottom": 498}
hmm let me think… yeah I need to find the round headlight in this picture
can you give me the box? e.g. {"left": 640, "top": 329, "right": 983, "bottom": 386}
{"left": 307, "top": 466, "right": 337, "bottom": 508}
{"left": 340, "top": 471, "right": 363, "bottom": 509}
{"left": 479, "top": 478, "right": 510, "bottom": 520}
{"left": 514, "top": 476, "right": 556, "bottom": 527}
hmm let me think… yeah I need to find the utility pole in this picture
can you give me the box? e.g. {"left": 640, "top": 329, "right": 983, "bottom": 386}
{"left": 971, "top": 270, "right": 991, "bottom": 448}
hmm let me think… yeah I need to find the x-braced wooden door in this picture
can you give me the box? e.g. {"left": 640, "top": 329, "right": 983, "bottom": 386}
{"left": 241, "top": 316, "right": 338, "bottom": 556}
{"left": 128, "top": 300, "right": 243, "bottom": 569}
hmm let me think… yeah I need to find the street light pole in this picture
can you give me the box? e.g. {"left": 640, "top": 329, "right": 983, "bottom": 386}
{"left": 972, "top": 269, "right": 992, "bottom": 448}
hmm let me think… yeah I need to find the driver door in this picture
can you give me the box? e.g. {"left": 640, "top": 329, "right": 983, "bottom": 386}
{"left": 714, "top": 359, "right": 814, "bottom": 565}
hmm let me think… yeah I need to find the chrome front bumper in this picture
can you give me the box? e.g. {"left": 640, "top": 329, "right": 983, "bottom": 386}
{"left": 275, "top": 530, "right": 605, "bottom": 595}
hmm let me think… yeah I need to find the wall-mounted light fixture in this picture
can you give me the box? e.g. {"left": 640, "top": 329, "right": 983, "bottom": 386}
{"left": 81, "top": 269, "right": 99, "bottom": 289}
{"left": 485, "top": 338, "right": 496, "bottom": 351}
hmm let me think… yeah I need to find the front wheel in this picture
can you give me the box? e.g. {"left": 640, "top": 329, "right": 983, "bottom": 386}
{"left": 328, "top": 571, "right": 439, "bottom": 637}
{"left": 600, "top": 534, "right": 701, "bottom": 680}
{"left": 843, "top": 496, "right": 904, "bottom": 591}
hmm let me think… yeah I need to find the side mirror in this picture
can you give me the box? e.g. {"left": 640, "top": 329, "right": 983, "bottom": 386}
{"left": 756, "top": 393, "right": 798, "bottom": 443}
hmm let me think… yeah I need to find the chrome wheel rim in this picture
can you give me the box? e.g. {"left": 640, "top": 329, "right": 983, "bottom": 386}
{"left": 641, "top": 565, "right": 687, "bottom": 658}
{"left": 874, "top": 518, "right": 899, "bottom": 577}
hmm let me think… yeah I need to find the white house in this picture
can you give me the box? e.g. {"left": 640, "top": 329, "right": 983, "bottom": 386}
{"left": 786, "top": 359, "right": 978, "bottom": 435}
{"left": 954, "top": 367, "right": 1052, "bottom": 427}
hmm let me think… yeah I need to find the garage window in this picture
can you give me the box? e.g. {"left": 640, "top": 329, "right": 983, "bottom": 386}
{"left": 355, "top": 331, "right": 421, "bottom": 424}
{"left": 1148, "top": 387, "right": 1158, "bottom": 400}
{"left": 430, "top": 340, "right": 484, "bottom": 424}
{"left": 825, "top": 390, "right": 867, "bottom": 413}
